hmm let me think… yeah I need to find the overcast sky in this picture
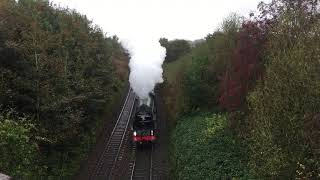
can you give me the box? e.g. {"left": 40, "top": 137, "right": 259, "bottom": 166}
{"left": 51, "top": 0, "right": 270, "bottom": 98}
{"left": 52, "top": 0, "right": 269, "bottom": 41}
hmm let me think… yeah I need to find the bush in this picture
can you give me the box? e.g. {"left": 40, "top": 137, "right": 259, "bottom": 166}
{"left": 171, "top": 113, "right": 256, "bottom": 179}
{"left": 0, "top": 111, "right": 45, "bottom": 179}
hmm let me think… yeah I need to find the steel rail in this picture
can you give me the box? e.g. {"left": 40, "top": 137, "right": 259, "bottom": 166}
{"left": 107, "top": 92, "right": 135, "bottom": 179}
{"left": 90, "top": 88, "right": 134, "bottom": 179}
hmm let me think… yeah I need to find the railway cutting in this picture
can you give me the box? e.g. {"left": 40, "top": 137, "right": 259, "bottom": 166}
{"left": 77, "top": 87, "right": 168, "bottom": 180}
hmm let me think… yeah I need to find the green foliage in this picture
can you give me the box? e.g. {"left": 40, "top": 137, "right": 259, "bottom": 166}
{"left": 207, "top": 13, "right": 241, "bottom": 65}
{"left": 180, "top": 14, "right": 242, "bottom": 112}
{"left": 248, "top": 43, "right": 320, "bottom": 178}
{"left": 160, "top": 38, "right": 191, "bottom": 62}
{"left": 159, "top": 37, "right": 169, "bottom": 48}
{"left": 171, "top": 113, "right": 256, "bottom": 179}
{"left": 0, "top": 110, "right": 45, "bottom": 179}
{"left": 247, "top": 6, "right": 320, "bottom": 178}
{"left": 182, "top": 43, "right": 214, "bottom": 111}
{"left": 161, "top": 14, "right": 244, "bottom": 130}
{"left": 0, "top": 0, "right": 128, "bottom": 178}
{"left": 220, "top": 13, "right": 242, "bottom": 35}
{"left": 161, "top": 13, "right": 242, "bottom": 131}
{"left": 164, "top": 4, "right": 320, "bottom": 178}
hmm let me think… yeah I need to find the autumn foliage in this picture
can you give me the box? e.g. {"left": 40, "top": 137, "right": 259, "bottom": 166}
{"left": 219, "top": 20, "right": 269, "bottom": 111}
{"left": 164, "top": 0, "right": 320, "bottom": 178}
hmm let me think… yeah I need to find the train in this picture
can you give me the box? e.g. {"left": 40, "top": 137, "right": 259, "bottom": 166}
{"left": 132, "top": 91, "right": 157, "bottom": 144}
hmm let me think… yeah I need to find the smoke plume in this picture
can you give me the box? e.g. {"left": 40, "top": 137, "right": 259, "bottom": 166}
{"left": 124, "top": 39, "right": 166, "bottom": 99}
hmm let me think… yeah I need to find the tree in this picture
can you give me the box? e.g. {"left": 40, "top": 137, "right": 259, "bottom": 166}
{"left": 219, "top": 20, "right": 268, "bottom": 112}
{"left": 246, "top": 0, "right": 320, "bottom": 177}
{"left": 0, "top": 0, "right": 129, "bottom": 178}
{"left": 159, "top": 37, "right": 169, "bottom": 48}
{"left": 159, "top": 38, "right": 191, "bottom": 62}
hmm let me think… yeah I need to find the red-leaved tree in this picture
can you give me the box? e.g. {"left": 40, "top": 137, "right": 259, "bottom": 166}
{"left": 219, "top": 19, "right": 270, "bottom": 111}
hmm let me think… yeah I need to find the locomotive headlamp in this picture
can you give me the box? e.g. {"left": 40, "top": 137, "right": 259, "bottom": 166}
{"left": 150, "top": 130, "right": 154, "bottom": 136}
{"left": 133, "top": 131, "right": 137, "bottom": 136}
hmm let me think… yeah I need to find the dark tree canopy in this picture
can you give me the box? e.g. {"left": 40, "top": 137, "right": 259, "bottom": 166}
{"left": 159, "top": 38, "right": 191, "bottom": 62}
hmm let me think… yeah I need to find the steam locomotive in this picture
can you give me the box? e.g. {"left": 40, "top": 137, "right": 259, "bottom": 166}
{"left": 132, "top": 91, "right": 157, "bottom": 144}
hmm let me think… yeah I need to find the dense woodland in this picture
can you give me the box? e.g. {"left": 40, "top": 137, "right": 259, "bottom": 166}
{"left": 162, "top": 0, "right": 320, "bottom": 179}
{"left": 0, "top": 0, "right": 129, "bottom": 179}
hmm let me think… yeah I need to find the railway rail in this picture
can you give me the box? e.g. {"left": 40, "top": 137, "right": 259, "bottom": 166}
{"left": 130, "top": 144, "right": 154, "bottom": 180}
{"left": 129, "top": 135, "right": 168, "bottom": 180}
{"left": 90, "top": 88, "right": 135, "bottom": 180}
{"left": 85, "top": 87, "right": 168, "bottom": 180}
{"left": 127, "top": 88, "right": 168, "bottom": 180}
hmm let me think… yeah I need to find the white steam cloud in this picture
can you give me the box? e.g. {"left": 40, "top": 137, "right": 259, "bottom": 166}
{"left": 123, "top": 39, "right": 166, "bottom": 99}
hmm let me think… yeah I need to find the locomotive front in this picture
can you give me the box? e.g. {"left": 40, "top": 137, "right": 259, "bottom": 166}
{"left": 132, "top": 93, "right": 157, "bottom": 144}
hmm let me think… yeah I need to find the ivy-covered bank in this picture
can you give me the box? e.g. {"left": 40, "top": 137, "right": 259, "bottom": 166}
{"left": 171, "top": 113, "right": 255, "bottom": 179}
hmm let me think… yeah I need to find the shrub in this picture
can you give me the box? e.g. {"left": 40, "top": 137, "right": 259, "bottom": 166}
{"left": 0, "top": 110, "right": 44, "bottom": 179}
{"left": 247, "top": 25, "right": 320, "bottom": 178}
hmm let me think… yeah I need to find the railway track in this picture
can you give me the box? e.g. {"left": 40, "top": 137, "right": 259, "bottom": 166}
{"left": 129, "top": 138, "right": 168, "bottom": 180}
{"left": 90, "top": 88, "right": 135, "bottom": 180}
{"left": 128, "top": 88, "right": 169, "bottom": 180}
{"left": 130, "top": 144, "right": 154, "bottom": 180}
